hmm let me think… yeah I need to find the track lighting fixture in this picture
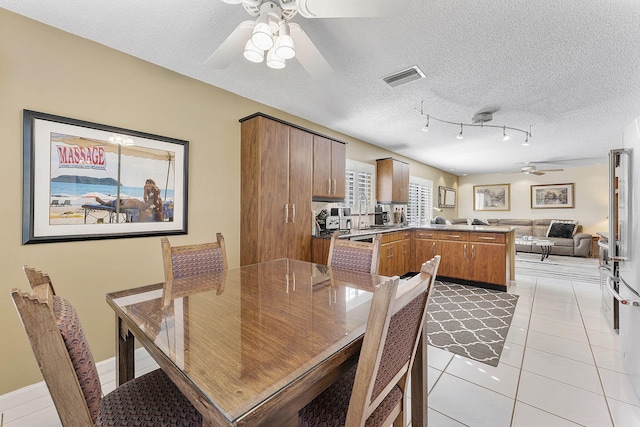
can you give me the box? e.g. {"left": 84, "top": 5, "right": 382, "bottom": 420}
{"left": 421, "top": 115, "right": 430, "bottom": 132}
{"left": 417, "top": 101, "right": 532, "bottom": 144}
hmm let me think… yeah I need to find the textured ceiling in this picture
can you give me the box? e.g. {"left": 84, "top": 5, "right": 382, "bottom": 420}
{"left": 2, "top": 0, "right": 640, "bottom": 176}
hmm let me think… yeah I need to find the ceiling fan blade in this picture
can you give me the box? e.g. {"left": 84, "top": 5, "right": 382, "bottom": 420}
{"left": 531, "top": 171, "right": 546, "bottom": 176}
{"left": 289, "top": 23, "right": 333, "bottom": 80}
{"left": 204, "top": 20, "right": 254, "bottom": 69}
{"left": 297, "top": 0, "right": 410, "bottom": 18}
{"left": 538, "top": 168, "right": 564, "bottom": 172}
{"left": 220, "top": 0, "right": 243, "bottom": 3}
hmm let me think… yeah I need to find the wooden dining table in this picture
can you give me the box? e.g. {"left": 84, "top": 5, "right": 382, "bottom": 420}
{"left": 106, "top": 258, "right": 427, "bottom": 426}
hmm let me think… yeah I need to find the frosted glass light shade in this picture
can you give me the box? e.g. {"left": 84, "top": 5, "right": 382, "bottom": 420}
{"left": 266, "top": 48, "right": 285, "bottom": 69}
{"left": 251, "top": 22, "right": 274, "bottom": 51}
{"left": 274, "top": 34, "right": 295, "bottom": 59}
{"left": 243, "top": 39, "right": 264, "bottom": 63}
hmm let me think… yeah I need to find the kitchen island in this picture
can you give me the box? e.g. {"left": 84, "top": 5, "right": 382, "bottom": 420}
{"left": 313, "top": 224, "right": 516, "bottom": 291}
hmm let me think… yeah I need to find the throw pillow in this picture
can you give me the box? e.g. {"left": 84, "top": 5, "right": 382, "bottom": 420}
{"left": 471, "top": 218, "right": 489, "bottom": 225}
{"left": 547, "top": 222, "right": 576, "bottom": 238}
{"left": 546, "top": 219, "right": 578, "bottom": 237}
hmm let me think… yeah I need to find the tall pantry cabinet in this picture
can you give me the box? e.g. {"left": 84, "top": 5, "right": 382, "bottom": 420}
{"left": 240, "top": 114, "right": 313, "bottom": 266}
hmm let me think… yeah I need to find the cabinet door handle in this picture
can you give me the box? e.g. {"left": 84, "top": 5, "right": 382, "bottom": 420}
{"left": 464, "top": 243, "right": 467, "bottom": 258}
{"left": 332, "top": 179, "right": 336, "bottom": 194}
{"left": 446, "top": 234, "right": 461, "bottom": 239}
{"left": 403, "top": 242, "right": 407, "bottom": 255}
{"left": 327, "top": 179, "right": 331, "bottom": 194}
{"left": 291, "top": 204, "right": 296, "bottom": 223}
{"left": 478, "top": 236, "right": 496, "bottom": 240}
{"left": 284, "top": 204, "right": 289, "bottom": 223}
{"left": 472, "top": 244, "right": 475, "bottom": 258}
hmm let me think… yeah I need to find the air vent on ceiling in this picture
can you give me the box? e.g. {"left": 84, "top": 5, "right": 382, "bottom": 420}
{"left": 382, "top": 66, "right": 426, "bottom": 87}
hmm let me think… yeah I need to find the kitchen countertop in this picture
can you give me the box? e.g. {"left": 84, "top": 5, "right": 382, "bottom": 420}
{"left": 315, "top": 224, "right": 516, "bottom": 239}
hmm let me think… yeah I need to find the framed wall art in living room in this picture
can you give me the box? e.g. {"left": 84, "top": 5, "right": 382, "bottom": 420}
{"left": 531, "top": 183, "right": 575, "bottom": 209}
{"left": 438, "top": 186, "right": 456, "bottom": 208}
{"left": 22, "top": 110, "right": 189, "bottom": 244}
{"left": 473, "top": 184, "right": 510, "bottom": 211}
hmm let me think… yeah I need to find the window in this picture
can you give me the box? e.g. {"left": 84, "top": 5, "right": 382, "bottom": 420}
{"left": 344, "top": 160, "right": 374, "bottom": 212}
{"left": 407, "top": 178, "right": 433, "bottom": 226}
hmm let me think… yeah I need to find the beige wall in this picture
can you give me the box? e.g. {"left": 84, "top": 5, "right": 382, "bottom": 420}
{"left": 0, "top": 9, "right": 454, "bottom": 394}
{"left": 458, "top": 165, "right": 609, "bottom": 234}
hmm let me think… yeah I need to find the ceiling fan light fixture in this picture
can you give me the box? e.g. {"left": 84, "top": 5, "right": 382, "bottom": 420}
{"left": 522, "top": 135, "right": 530, "bottom": 146}
{"left": 251, "top": 13, "right": 274, "bottom": 51}
{"left": 243, "top": 39, "right": 264, "bottom": 63}
{"left": 266, "top": 47, "right": 286, "bottom": 69}
{"left": 456, "top": 123, "right": 463, "bottom": 139}
{"left": 274, "top": 23, "right": 295, "bottom": 59}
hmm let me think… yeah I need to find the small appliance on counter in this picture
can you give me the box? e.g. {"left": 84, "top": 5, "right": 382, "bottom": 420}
{"left": 325, "top": 215, "right": 340, "bottom": 230}
{"left": 374, "top": 205, "right": 390, "bottom": 225}
{"left": 339, "top": 207, "right": 351, "bottom": 230}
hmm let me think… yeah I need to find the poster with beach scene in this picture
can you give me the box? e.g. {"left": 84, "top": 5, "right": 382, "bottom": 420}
{"left": 23, "top": 110, "right": 188, "bottom": 243}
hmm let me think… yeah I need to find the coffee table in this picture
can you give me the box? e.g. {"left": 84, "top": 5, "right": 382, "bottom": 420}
{"left": 516, "top": 238, "right": 555, "bottom": 261}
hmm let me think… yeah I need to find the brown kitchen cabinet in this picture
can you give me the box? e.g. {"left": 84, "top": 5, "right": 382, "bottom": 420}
{"left": 468, "top": 232, "right": 507, "bottom": 285}
{"left": 312, "top": 135, "right": 346, "bottom": 201}
{"left": 378, "top": 231, "right": 411, "bottom": 277}
{"left": 240, "top": 114, "right": 313, "bottom": 265}
{"left": 376, "top": 158, "right": 410, "bottom": 204}
{"left": 413, "top": 230, "right": 438, "bottom": 271}
{"left": 437, "top": 231, "right": 470, "bottom": 280}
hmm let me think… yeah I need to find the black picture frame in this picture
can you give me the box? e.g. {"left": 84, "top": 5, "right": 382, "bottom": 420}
{"left": 22, "top": 110, "right": 189, "bottom": 244}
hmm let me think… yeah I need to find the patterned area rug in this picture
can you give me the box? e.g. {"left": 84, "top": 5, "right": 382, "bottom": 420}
{"left": 427, "top": 282, "right": 518, "bottom": 367}
{"left": 515, "top": 253, "right": 600, "bottom": 284}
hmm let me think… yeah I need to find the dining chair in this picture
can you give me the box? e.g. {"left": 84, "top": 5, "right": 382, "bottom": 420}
{"left": 327, "top": 231, "right": 382, "bottom": 274}
{"left": 14, "top": 266, "right": 202, "bottom": 426}
{"left": 298, "top": 255, "right": 441, "bottom": 427}
{"left": 161, "top": 233, "right": 228, "bottom": 306}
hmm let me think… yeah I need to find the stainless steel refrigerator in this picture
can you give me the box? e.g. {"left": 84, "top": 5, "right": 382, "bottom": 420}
{"left": 609, "top": 117, "right": 640, "bottom": 400}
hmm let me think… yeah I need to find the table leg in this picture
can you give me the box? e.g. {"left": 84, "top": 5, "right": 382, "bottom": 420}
{"left": 116, "top": 315, "right": 135, "bottom": 386}
{"left": 411, "top": 326, "right": 428, "bottom": 427}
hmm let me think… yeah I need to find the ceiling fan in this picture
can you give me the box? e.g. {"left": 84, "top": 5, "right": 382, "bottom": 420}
{"left": 512, "top": 163, "right": 564, "bottom": 176}
{"left": 206, "top": 0, "right": 410, "bottom": 79}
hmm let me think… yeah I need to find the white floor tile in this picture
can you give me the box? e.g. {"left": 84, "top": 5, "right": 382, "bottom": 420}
{"left": 522, "top": 347, "right": 602, "bottom": 394}
{"left": 511, "top": 312, "right": 531, "bottom": 328}
{"left": 499, "top": 342, "right": 525, "bottom": 369}
{"left": 530, "top": 306, "right": 583, "bottom": 327}
{"left": 426, "top": 408, "right": 467, "bottom": 426}
{"left": 583, "top": 314, "right": 618, "bottom": 333}
{"left": 535, "top": 277, "right": 573, "bottom": 288}
{"left": 525, "top": 330, "right": 594, "bottom": 364}
{"left": 532, "top": 298, "right": 581, "bottom": 315}
{"left": 506, "top": 325, "right": 528, "bottom": 346}
{"left": 592, "top": 346, "right": 627, "bottom": 373}
{"left": 517, "top": 371, "right": 613, "bottom": 426}
{"left": 528, "top": 317, "right": 589, "bottom": 343}
{"left": 577, "top": 295, "right": 604, "bottom": 309}
{"left": 578, "top": 304, "right": 608, "bottom": 320}
{"left": 598, "top": 367, "right": 640, "bottom": 406}
{"left": 606, "top": 397, "right": 640, "bottom": 427}
{"left": 572, "top": 282, "right": 602, "bottom": 298}
{"left": 587, "top": 328, "right": 622, "bottom": 351}
{"left": 429, "top": 373, "right": 514, "bottom": 427}
{"left": 4, "top": 405, "right": 60, "bottom": 427}
{"left": 445, "top": 355, "right": 521, "bottom": 398}
{"left": 428, "top": 366, "right": 443, "bottom": 393}
{"left": 511, "top": 401, "right": 581, "bottom": 426}
{"left": 427, "top": 345, "right": 454, "bottom": 371}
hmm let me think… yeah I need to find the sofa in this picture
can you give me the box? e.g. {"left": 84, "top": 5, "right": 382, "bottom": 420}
{"left": 443, "top": 218, "right": 593, "bottom": 257}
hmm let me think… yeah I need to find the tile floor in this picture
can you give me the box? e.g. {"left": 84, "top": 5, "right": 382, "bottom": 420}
{"left": 2, "top": 269, "right": 640, "bottom": 426}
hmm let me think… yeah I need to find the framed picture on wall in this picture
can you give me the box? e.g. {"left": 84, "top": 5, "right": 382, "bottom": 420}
{"left": 531, "top": 183, "right": 575, "bottom": 209}
{"left": 438, "top": 186, "right": 456, "bottom": 208}
{"left": 22, "top": 110, "right": 189, "bottom": 244}
{"left": 473, "top": 184, "right": 510, "bottom": 211}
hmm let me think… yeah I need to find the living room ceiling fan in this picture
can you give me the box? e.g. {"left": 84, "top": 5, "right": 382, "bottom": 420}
{"left": 206, "top": 0, "right": 410, "bottom": 79}
{"left": 512, "top": 163, "right": 564, "bottom": 176}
